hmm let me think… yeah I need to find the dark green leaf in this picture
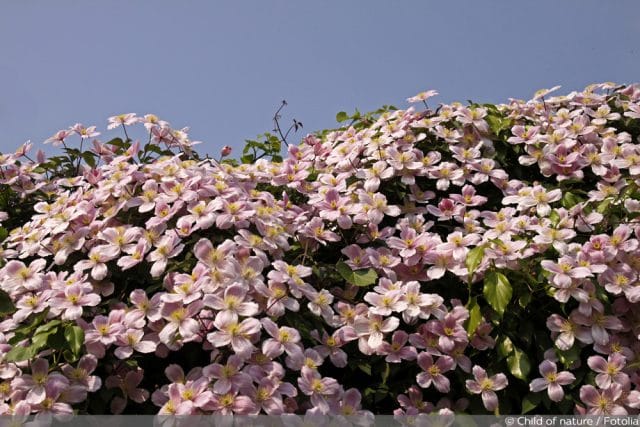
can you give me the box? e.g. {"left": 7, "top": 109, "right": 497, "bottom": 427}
{"left": 497, "top": 335, "right": 514, "bottom": 359}
{"left": 518, "top": 292, "right": 532, "bottom": 308}
{"left": 336, "top": 261, "right": 378, "bottom": 287}
{"left": 241, "top": 154, "right": 255, "bottom": 164}
{"left": 64, "top": 325, "right": 84, "bottom": 356}
{"left": 561, "top": 192, "right": 583, "bottom": 209}
{"left": 46, "top": 328, "right": 67, "bottom": 351}
{"left": 63, "top": 349, "right": 78, "bottom": 363}
{"left": 336, "top": 111, "right": 349, "bottom": 123}
{"left": 465, "top": 297, "right": 482, "bottom": 337}
{"left": 597, "top": 198, "right": 612, "bottom": 214}
{"left": 507, "top": 346, "right": 531, "bottom": 380}
{"left": 522, "top": 393, "right": 541, "bottom": 414}
{"left": 381, "top": 362, "right": 391, "bottom": 385}
{"left": 465, "top": 245, "right": 485, "bottom": 278}
{"left": 0, "top": 289, "right": 15, "bottom": 315}
{"left": 5, "top": 344, "right": 37, "bottom": 362}
{"left": 81, "top": 151, "right": 97, "bottom": 168}
{"left": 106, "top": 137, "right": 127, "bottom": 148}
{"left": 8, "top": 310, "right": 49, "bottom": 345}
{"left": 556, "top": 345, "right": 581, "bottom": 368}
{"left": 34, "top": 320, "right": 62, "bottom": 334}
{"left": 357, "top": 362, "right": 371, "bottom": 376}
{"left": 483, "top": 271, "right": 512, "bottom": 317}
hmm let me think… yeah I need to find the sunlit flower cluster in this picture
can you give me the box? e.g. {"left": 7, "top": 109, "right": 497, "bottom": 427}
{"left": 0, "top": 82, "right": 639, "bottom": 419}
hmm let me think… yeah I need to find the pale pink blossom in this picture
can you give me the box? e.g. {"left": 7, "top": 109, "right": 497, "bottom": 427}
{"left": 529, "top": 360, "right": 575, "bottom": 402}
{"left": 465, "top": 365, "right": 508, "bottom": 412}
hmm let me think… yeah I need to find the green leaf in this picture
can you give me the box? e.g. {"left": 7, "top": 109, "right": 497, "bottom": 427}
{"left": 0, "top": 290, "right": 15, "bottom": 315}
{"left": 30, "top": 320, "right": 62, "bottom": 351}
{"left": 81, "top": 151, "right": 97, "bottom": 168}
{"left": 241, "top": 154, "right": 255, "bottom": 164}
{"left": 465, "top": 297, "right": 482, "bottom": 337}
{"left": 64, "top": 325, "right": 84, "bottom": 356}
{"left": 483, "top": 271, "right": 512, "bottom": 317}
{"left": 336, "top": 111, "right": 349, "bottom": 123}
{"left": 465, "top": 245, "right": 485, "bottom": 278}
{"left": 4, "top": 345, "right": 37, "bottom": 362}
{"left": 556, "top": 345, "right": 581, "bottom": 368}
{"left": 561, "top": 192, "right": 583, "bottom": 209}
{"left": 357, "top": 362, "right": 372, "bottom": 376}
{"left": 507, "top": 346, "right": 531, "bottom": 380}
{"left": 597, "top": 198, "right": 612, "bottom": 214}
{"left": 497, "top": 335, "right": 514, "bottom": 359}
{"left": 518, "top": 292, "right": 532, "bottom": 308}
{"left": 106, "top": 137, "right": 127, "bottom": 148}
{"left": 381, "top": 362, "right": 391, "bottom": 385}
{"left": 34, "top": 320, "right": 62, "bottom": 335}
{"left": 46, "top": 328, "right": 67, "bottom": 351}
{"left": 0, "top": 226, "right": 8, "bottom": 242}
{"left": 336, "top": 261, "right": 378, "bottom": 287}
{"left": 8, "top": 310, "right": 49, "bottom": 344}
{"left": 522, "top": 393, "right": 541, "bottom": 414}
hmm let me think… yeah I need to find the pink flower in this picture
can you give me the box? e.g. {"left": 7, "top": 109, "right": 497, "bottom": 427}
{"left": 13, "top": 290, "right": 52, "bottom": 322}
{"left": 166, "top": 377, "right": 213, "bottom": 412}
{"left": 2, "top": 259, "right": 46, "bottom": 293}
{"left": 623, "top": 103, "right": 640, "bottom": 119}
{"left": 50, "top": 283, "right": 100, "bottom": 320}
{"left": 579, "top": 384, "right": 627, "bottom": 415}
{"left": 203, "top": 284, "right": 259, "bottom": 318}
{"left": 297, "top": 369, "right": 340, "bottom": 414}
{"left": 127, "top": 180, "right": 159, "bottom": 213}
{"left": 147, "top": 231, "right": 185, "bottom": 277}
{"left": 330, "top": 388, "right": 373, "bottom": 421}
{"left": 587, "top": 353, "right": 628, "bottom": 388}
{"left": 107, "top": 113, "right": 138, "bottom": 130}
{"left": 74, "top": 245, "right": 119, "bottom": 280}
{"left": 364, "top": 289, "right": 407, "bottom": 316}
{"left": 541, "top": 257, "right": 592, "bottom": 288}
{"left": 572, "top": 311, "right": 624, "bottom": 346}
{"left": 311, "top": 327, "right": 357, "bottom": 368}
{"left": 114, "top": 329, "right": 157, "bottom": 359}
{"left": 465, "top": 365, "right": 508, "bottom": 412}
{"left": 159, "top": 301, "right": 203, "bottom": 345}
{"left": 44, "top": 129, "right": 74, "bottom": 146}
{"left": 106, "top": 370, "right": 149, "bottom": 414}
{"left": 245, "top": 377, "right": 296, "bottom": 415}
{"left": 529, "top": 360, "right": 575, "bottom": 402}
{"left": 71, "top": 123, "right": 100, "bottom": 139}
{"left": 378, "top": 331, "right": 417, "bottom": 363}
{"left": 203, "top": 355, "right": 252, "bottom": 394}
{"left": 61, "top": 354, "right": 102, "bottom": 392}
{"left": 428, "top": 162, "right": 464, "bottom": 191}
{"left": 416, "top": 353, "right": 454, "bottom": 392}
{"left": 354, "top": 314, "right": 399, "bottom": 353}
{"left": 11, "top": 359, "right": 69, "bottom": 405}
{"left": 317, "top": 189, "right": 356, "bottom": 229}
{"left": 300, "top": 217, "right": 341, "bottom": 244}
{"left": 206, "top": 390, "right": 257, "bottom": 415}
{"left": 407, "top": 90, "right": 439, "bottom": 103}
{"left": 546, "top": 313, "right": 593, "bottom": 350}
{"left": 261, "top": 318, "right": 302, "bottom": 358}
{"left": 129, "top": 289, "right": 162, "bottom": 321}
{"left": 425, "top": 309, "right": 469, "bottom": 353}
{"left": 206, "top": 311, "right": 261, "bottom": 358}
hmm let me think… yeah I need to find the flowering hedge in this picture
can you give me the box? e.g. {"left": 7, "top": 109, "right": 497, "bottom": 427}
{"left": 1, "top": 83, "right": 640, "bottom": 420}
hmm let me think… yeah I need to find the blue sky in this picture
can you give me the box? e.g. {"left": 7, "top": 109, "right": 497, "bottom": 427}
{"left": 1, "top": 1, "right": 639, "bottom": 157}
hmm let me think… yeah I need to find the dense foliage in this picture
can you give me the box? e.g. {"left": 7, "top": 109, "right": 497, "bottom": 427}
{"left": 1, "top": 83, "right": 640, "bottom": 421}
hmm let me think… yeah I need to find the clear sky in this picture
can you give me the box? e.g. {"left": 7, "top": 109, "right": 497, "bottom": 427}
{"left": 1, "top": 1, "right": 639, "bottom": 157}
